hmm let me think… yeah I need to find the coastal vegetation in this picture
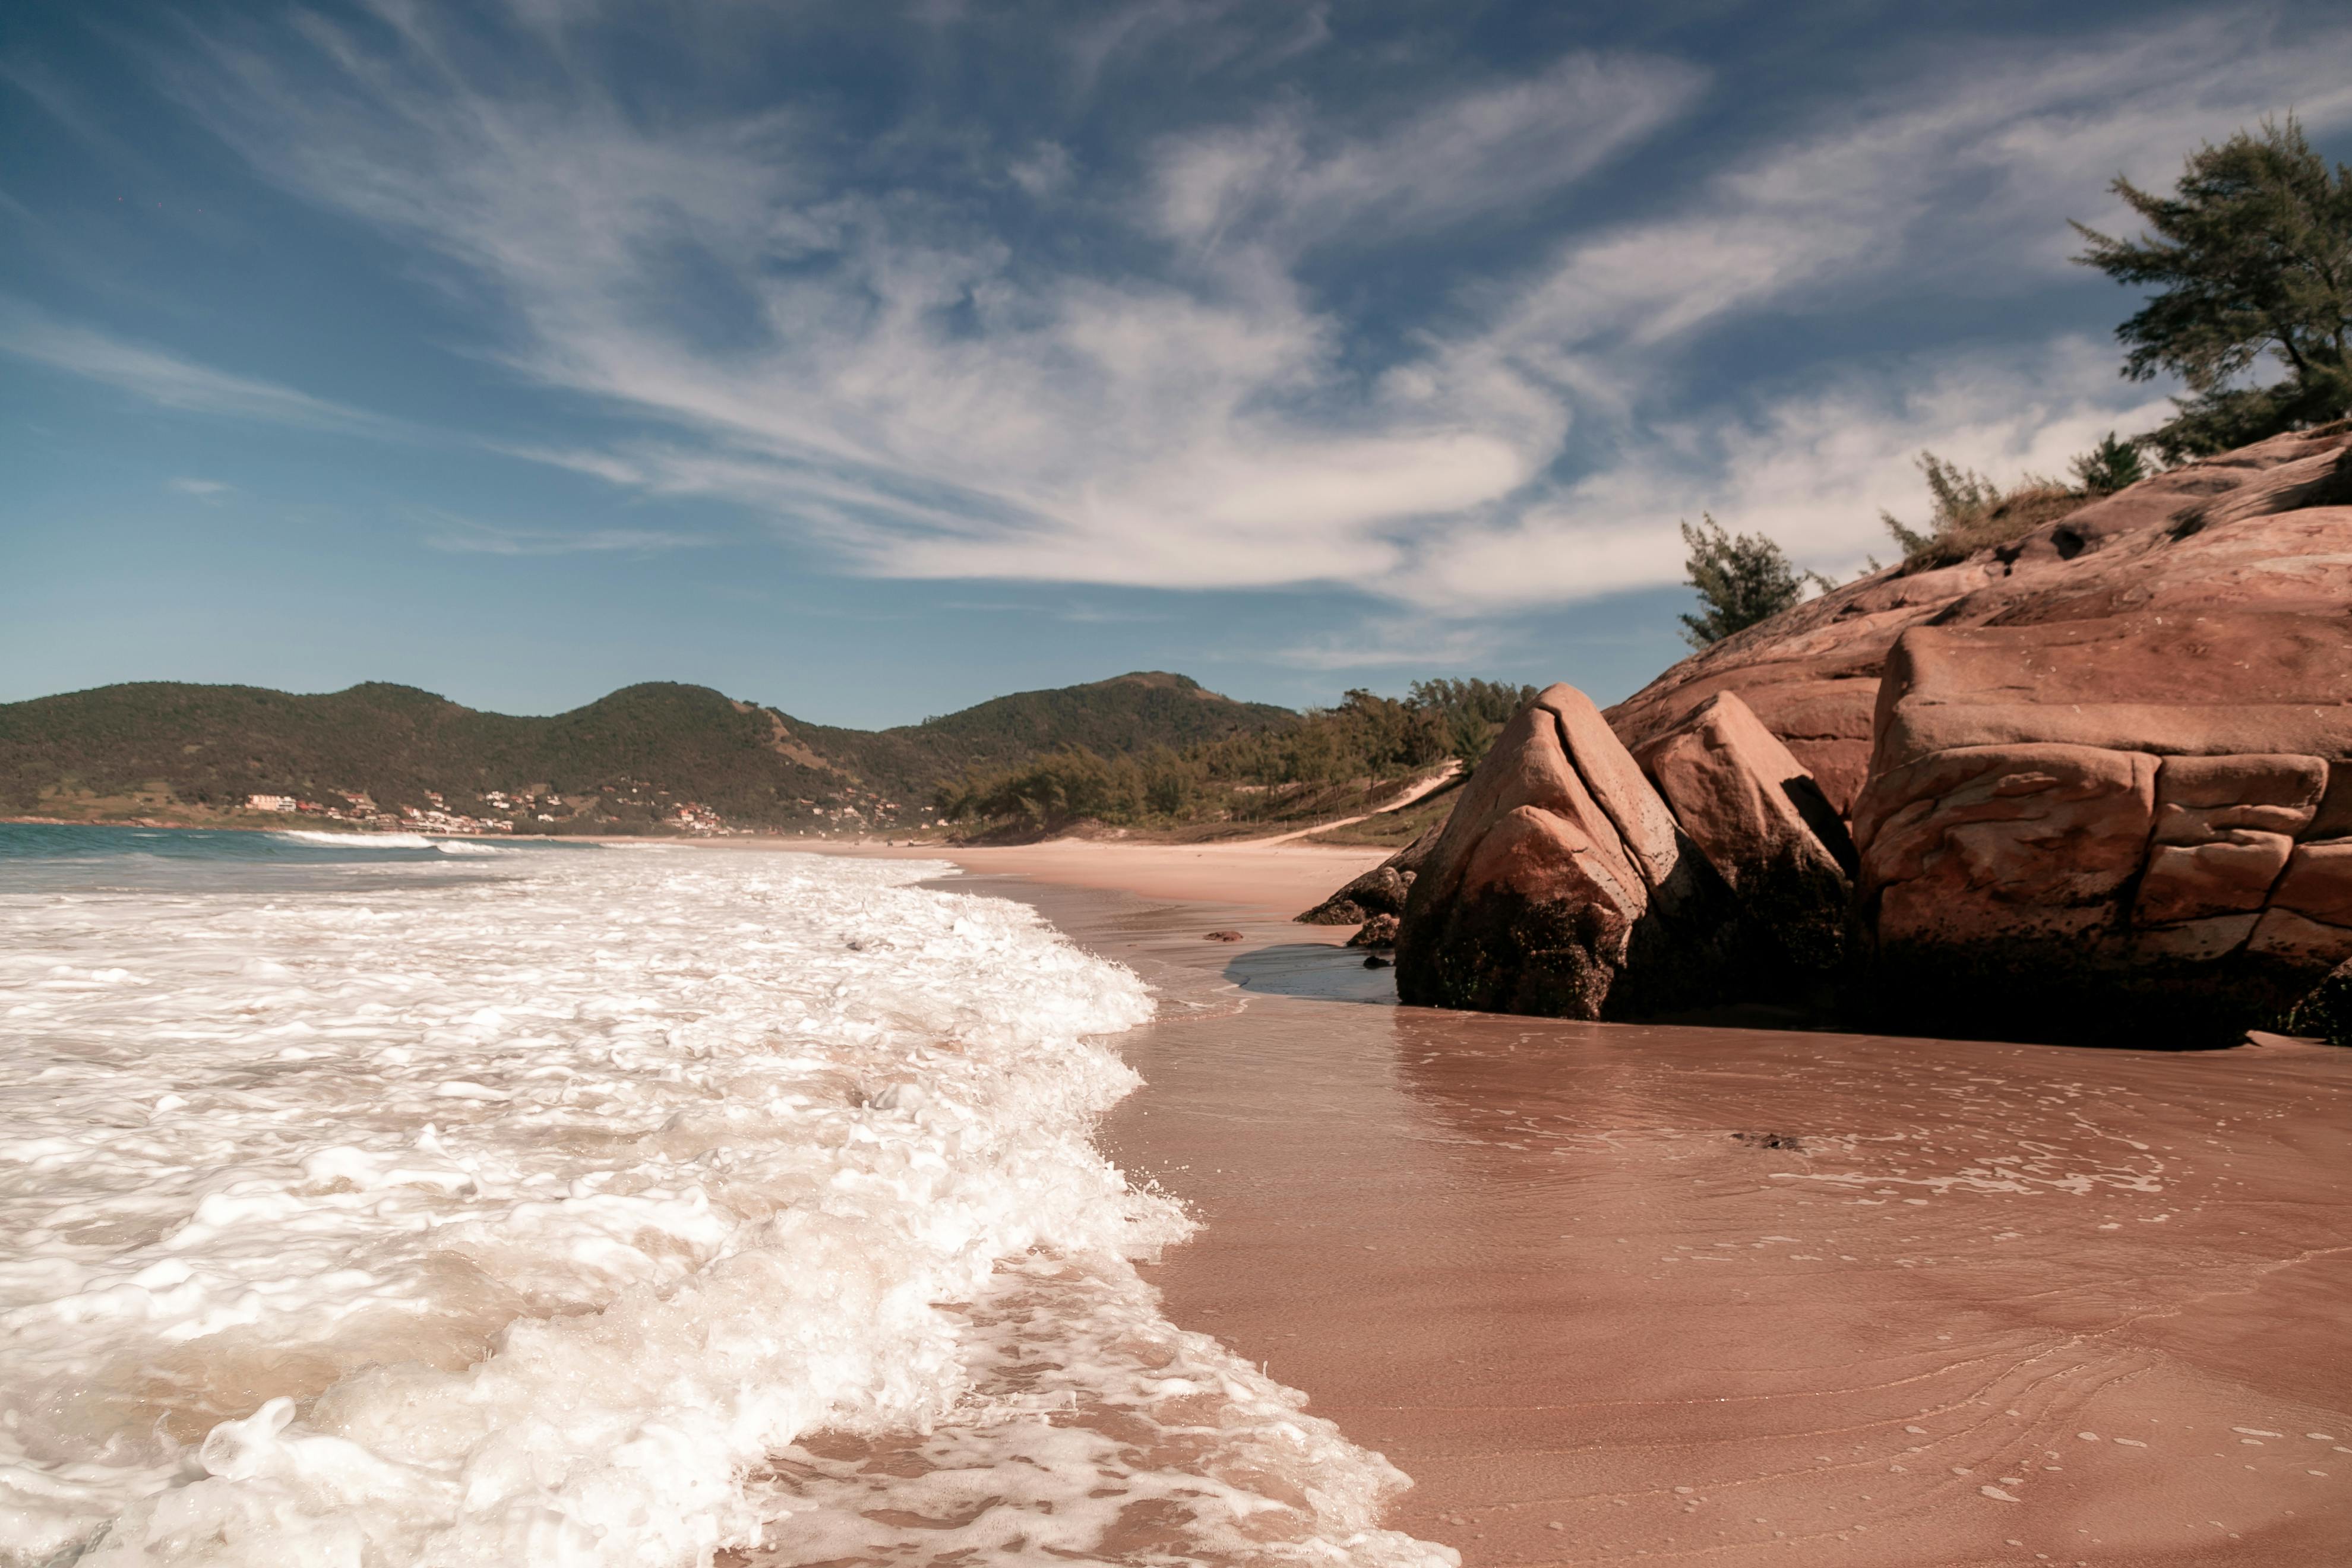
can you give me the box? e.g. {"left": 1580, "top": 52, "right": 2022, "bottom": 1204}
{"left": 2072, "top": 115, "right": 2352, "bottom": 461}
{"left": 1674, "top": 516, "right": 1824, "bottom": 647}
{"left": 930, "top": 679, "right": 1535, "bottom": 835}
{"left": 0, "top": 671, "right": 1537, "bottom": 841}
{"left": 1682, "top": 425, "right": 2179, "bottom": 636}
{"left": 1873, "top": 453, "right": 2085, "bottom": 571}
{"left": 1678, "top": 116, "right": 2350, "bottom": 634}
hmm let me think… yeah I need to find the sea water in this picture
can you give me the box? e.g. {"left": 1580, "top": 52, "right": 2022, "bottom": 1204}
{"left": 0, "top": 826, "right": 1447, "bottom": 1567}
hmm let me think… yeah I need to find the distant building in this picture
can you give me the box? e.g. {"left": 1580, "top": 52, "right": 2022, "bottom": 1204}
{"left": 246, "top": 794, "right": 298, "bottom": 813}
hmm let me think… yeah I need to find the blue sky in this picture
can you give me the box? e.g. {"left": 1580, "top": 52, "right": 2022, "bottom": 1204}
{"left": 4, "top": 1, "right": 2347, "bottom": 726}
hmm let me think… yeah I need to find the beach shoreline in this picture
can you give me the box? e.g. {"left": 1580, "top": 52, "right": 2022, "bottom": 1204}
{"left": 909, "top": 853, "right": 2352, "bottom": 1566}
{"left": 786, "top": 834, "right": 1390, "bottom": 917}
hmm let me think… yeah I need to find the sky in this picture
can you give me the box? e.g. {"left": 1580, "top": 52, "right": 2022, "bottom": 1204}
{"left": 4, "top": 1, "right": 2348, "bottom": 728}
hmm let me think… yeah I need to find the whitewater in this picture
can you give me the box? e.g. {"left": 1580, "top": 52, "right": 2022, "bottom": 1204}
{"left": 0, "top": 827, "right": 1449, "bottom": 1567}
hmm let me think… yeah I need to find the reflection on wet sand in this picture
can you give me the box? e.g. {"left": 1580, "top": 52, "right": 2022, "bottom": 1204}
{"left": 1065, "top": 886, "right": 2352, "bottom": 1567}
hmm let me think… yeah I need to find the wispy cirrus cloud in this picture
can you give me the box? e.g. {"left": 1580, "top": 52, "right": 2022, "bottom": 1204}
{"left": 1479, "top": 17, "right": 2352, "bottom": 379}
{"left": 0, "top": 299, "right": 408, "bottom": 437}
{"left": 1267, "top": 617, "right": 1506, "bottom": 674}
{"left": 1147, "top": 52, "right": 1705, "bottom": 258}
{"left": 1401, "top": 338, "right": 2180, "bottom": 611}
{"left": 144, "top": 1, "right": 2352, "bottom": 617}
{"left": 169, "top": 477, "right": 232, "bottom": 498}
{"left": 155, "top": 4, "right": 1674, "bottom": 595}
{"left": 418, "top": 510, "right": 714, "bottom": 556}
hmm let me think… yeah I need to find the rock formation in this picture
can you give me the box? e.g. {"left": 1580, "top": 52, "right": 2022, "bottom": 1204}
{"left": 1852, "top": 614, "right": 2352, "bottom": 1042}
{"left": 1309, "top": 423, "right": 2352, "bottom": 1045}
{"left": 1295, "top": 823, "right": 1439, "bottom": 925}
{"left": 1392, "top": 685, "right": 1749, "bottom": 1019}
{"left": 1630, "top": 691, "right": 1856, "bottom": 973}
{"left": 1605, "top": 423, "right": 2352, "bottom": 817}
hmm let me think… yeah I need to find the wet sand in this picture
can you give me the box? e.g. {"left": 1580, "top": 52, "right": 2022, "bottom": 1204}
{"left": 950, "top": 873, "right": 2352, "bottom": 1568}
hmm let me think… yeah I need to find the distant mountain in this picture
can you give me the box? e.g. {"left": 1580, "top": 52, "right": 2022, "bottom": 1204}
{"left": 0, "top": 672, "right": 1297, "bottom": 834}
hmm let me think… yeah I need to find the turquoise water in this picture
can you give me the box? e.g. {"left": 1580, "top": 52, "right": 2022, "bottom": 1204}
{"left": 0, "top": 822, "right": 584, "bottom": 895}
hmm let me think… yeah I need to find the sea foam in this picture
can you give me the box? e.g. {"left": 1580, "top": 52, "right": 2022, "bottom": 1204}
{"left": 0, "top": 846, "right": 1446, "bottom": 1567}
{"left": 270, "top": 830, "right": 501, "bottom": 854}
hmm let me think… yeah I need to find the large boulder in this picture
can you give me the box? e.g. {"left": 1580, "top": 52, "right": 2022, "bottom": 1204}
{"left": 1607, "top": 425, "right": 2352, "bottom": 817}
{"left": 1631, "top": 690, "right": 1856, "bottom": 973}
{"left": 1393, "top": 685, "right": 1746, "bottom": 1019}
{"left": 1851, "top": 612, "right": 2352, "bottom": 1044}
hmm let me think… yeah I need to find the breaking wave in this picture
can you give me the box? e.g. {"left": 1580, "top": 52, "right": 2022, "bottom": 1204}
{"left": 0, "top": 843, "right": 1445, "bottom": 1567}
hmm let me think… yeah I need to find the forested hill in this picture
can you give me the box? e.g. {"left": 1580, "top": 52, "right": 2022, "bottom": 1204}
{"left": 0, "top": 673, "right": 1295, "bottom": 834}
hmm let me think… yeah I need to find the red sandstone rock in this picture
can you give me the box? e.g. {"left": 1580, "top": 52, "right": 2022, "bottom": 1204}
{"left": 1850, "top": 609, "right": 2352, "bottom": 1042}
{"left": 1395, "top": 685, "right": 1743, "bottom": 1019}
{"left": 2272, "top": 841, "right": 2352, "bottom": 928}
{"left": 1867, "top": 614, "right": 2352, "bottom": 775}
{"left": 1607, "top": 425, "right": 2352, "bottom": 816}
{"left": 2154, "top": 754, "right": 2329, "bottom": 843}
{"left": 1347, "top": 426, "right": 2352, "bottom": 1041}
{"left": 2134, "top": 836, "right": 2296, "bottom": 926}
{"left": 1855, "top": 742, "right": 2158, "bottom": 947}
{"left": 2249, "top": 908, "right": 2352, "bottom": 968}
{"left": 1632, "top": 690, "right": 1854, "bottom": 969}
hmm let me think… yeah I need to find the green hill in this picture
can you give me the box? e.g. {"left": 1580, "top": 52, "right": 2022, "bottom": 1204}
{"left": 0, "top": 673, "right": 1295, "bottom": 835}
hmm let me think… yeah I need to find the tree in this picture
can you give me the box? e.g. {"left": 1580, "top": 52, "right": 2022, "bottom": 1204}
{"left": 1408, "top": 678, "right": 1540, "bottom": 764}
{"left": 1677, "top": 515, "right": 1812, "bottom": 648}
{"left": 2069, "top": 431, "right": 2148, "bottom": 495}
{"left": 2072, "top": 116, "right": 2352, "bottom": 461}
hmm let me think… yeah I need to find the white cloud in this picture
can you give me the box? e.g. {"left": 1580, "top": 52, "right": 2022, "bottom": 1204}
{"left": 1268, "top": 617, "right": 1504, "bottom": 673}
{"left": 1481, "top": 15, "right": 2352, "bottom": 372}
{"left": 169, "top": 477, "right": 232, "bottom": 497}
{"left": 1006, "top": 141, "right": 1074, "bottom": 198}
{"left": 151, "top": 4, "right": 2352, "bottom": 615}
{"left": 1400, "top": 337, "right": 2179, "bottom": 610}
{"left": 418, "top": 511, "right": 713, "bottom": 555}
{"left": 0, "top": 299, "right": 406, "bottom": 436}
{"left": 164, "top": 10, "right": 1646, "bottom": 594}
{"left": 1149, "top": 53, "right": 1702, "bottom": 258}
{"left": 1063, "top": 1, "right": 1332, "bottom": 102}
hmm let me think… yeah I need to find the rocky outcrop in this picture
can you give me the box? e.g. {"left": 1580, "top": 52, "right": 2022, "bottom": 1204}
{"left": 1631, "top": 691, "right": 1856, "bottom": 973}
{"left": 1313, "top": 425, "right": 2352, "bottom": 1044}
{"left": 1606, "top": 423, "right": 2352, "bottom": 816}
{"left": 1393, "top": 685, "right": 1747, "bottom": 1019}
{"left": 1868, "top": 614, "right": 2352, "bottom": 770}
{"left": 1852, "top": 613, "right": 2352, "bottom": 1044}
{"left": 1295, "top": 822, "right": 1441, "bottom": 924}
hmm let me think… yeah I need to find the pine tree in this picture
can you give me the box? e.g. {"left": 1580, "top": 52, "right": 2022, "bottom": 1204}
{"left": 2069, "top": 432, "right": 2148, "bottom": 495}
{"left": 2072, "top": 116, "right": 2352, "bottom": 460}
{"left": 1677, "top": 516, "right": 1810, "bottom": 648}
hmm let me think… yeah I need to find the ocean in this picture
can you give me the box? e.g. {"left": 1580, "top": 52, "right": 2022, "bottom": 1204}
{"left": 0, "top": 825, "right": 1447, "bottom": 1567}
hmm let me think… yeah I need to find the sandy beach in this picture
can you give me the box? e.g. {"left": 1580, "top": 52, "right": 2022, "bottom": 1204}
{"left": 826, "top": 838, "right": 2352, "bottom": 1567}
{"left": 796, "top": 834, "right": 1394, "bottom": 915}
